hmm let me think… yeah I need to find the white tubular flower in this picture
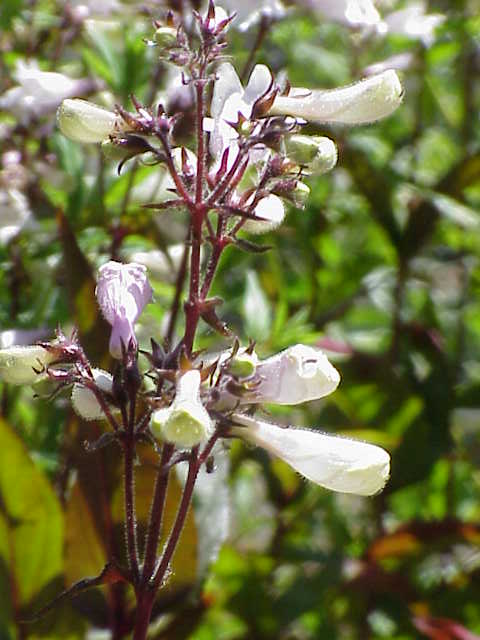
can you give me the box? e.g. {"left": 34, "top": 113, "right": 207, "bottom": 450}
{"left": 252, "top": 344, "right": 340, "bottom": 405}
{"left": 242, "top": 194, "right": 285, "bottom": 235}
{"left": 57, "top": 99, "right": 123, "bottom": 143}
{"left": 0, "top": 60, "right": 82, "bottom": 123}
{"left": 151, "top": 370, "right": 213, "bottom": 448}
{"left": 95, "top": 261, "right": 153, "bottom": 359}
{"left": 71, "top": 369, "right": 116, "bottom": 421}
{"left": 231, "top": 415, "right": 390, "bottom": 496}
{"left": 269, "top": 70, "right": 403, "bottom": 125}
{"left": 0, "top": 345, "right": 55, "bottom": 385}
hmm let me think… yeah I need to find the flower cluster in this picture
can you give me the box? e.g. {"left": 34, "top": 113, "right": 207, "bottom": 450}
{"left": 0, "top": 4, "right": 400, "bottom": 502}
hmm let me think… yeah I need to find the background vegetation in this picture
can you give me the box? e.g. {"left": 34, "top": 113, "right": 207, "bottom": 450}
{"left": 0, "top": 0, "right": 479, "bottom": 638}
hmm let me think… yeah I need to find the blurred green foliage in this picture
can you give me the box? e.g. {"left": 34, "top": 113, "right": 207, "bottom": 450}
{"left": 1, "top": 0, "right": 480, "bottom": 638}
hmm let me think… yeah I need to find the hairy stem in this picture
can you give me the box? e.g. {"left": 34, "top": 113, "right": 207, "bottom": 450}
{"left": 141, "top": 443, "right": 175, "bottom": 583}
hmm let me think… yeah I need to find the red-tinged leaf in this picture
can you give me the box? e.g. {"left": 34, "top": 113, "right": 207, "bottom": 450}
{"left": 414, "top": 615, "right": 480, "bottom": 640}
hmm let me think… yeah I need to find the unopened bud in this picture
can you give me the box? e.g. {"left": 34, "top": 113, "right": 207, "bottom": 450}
{"left": 285, "top": 135, "right": 338, "bottom": 175}
{"left": 229, "top": 350, "right": 258, "bottom": 378}
{"left": 154, "top": 26, "right": 177, "bottom": 48}
{"left": 0, "top": 345, "right": 55, "bottom": 385}
{"left": 57, "top": 99, "right": 122, "bottom": 143}
{"left": 151, "top": 370, "right": 213, "bottom": 448}
{"left": 242, "top": 194, "right": 285, "bottom": 235}
{"left": 71, "top": 369, "right": 116, "bottom": 421}
{"left": 292, "top": 181, "right": 310, "bottom": 208}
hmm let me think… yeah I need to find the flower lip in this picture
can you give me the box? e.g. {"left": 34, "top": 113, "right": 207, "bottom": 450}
{"left": 231, "top": 414, "right": 390, "bottom": 496}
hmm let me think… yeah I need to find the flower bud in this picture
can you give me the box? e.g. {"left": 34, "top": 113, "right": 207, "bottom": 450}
{"left": 154, "top": 26, "right": 177, "bottom": 48}
{"left": 231, "top": 415, "right": 390, "bottom": 496}
{"left": 228, "top": 350, "right": 258, "bottom": 378}
{"left": 0, "top": 345, "right": 55, "bottom": 385}
{"left": 242, "top": 194, "right": 285, "bottom": 235}
{"left": 252, "top": 344, "right": 340, "bottom": 405}
{"left": 151, "top": 370, "right": 213, "bottom": 448}
{"left": 270, "top": 70, "right": 403, "bottom": 125}
{"left": 71, "top": 369, "right": 116, "bottom": 421}
{"left": 285, "top": 135, "right": 338, "bottom": 175}
{"left": 292, "top": 181, "right": 310, "bottom": 208}
{"left": 57, "top": 99, "right": 123, "bottom": 143}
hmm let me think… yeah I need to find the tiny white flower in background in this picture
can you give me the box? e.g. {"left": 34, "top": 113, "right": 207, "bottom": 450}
{"left": 0, "top": 345, "right": 55, "bottom": 385}
{"left": 221, "top": 0, "right": 286, "bottom": 31}
{"left": 57, "top": 99, "right": 123, "bottom": 143}
{"left": 270, "top": 70, "right": 403, "bottom": 125}
{"left": 0, "top": 61, "right": 85, "bottom": 123}
{"left": 128, "top": 245, "right": 185, "bottom": 283}
{"left": 252, "top": 344, "right": 340, "bottom": 405}
{"left": 95, "top": 261, "right": 153, "bottom": 359}
{"left": 71, "top": 368, "right": 116, "bottom": 421}
{"left": 299, "top": 0, "right": 381, "bottom": 28}
{"left": 231, "top": 414, "right": 390, "bottom": 496}
{"left": 151, "top": 370, "right": 214, "bottom": 448}
{"left": 0, "top": 329, "right": 50, "bottom": 350}
{"left": 0, "top": 189, "right": 32, "bottom": 245}
{"left": 378, "top": 2, "right": 444, "bottom": 46}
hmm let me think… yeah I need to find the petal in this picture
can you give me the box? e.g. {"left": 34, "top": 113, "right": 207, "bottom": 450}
{"left": 109, "top": 315, "right": 135, "bottom": 359}
{"left": 243, "top": 64, "right": 273, "bottom": 106}
{"left": 71, "top": 369, "right": 116, "bottom": 421}
{"left": 269, "top": 70, "right": 403, "bottom": 125}
{"left": 242, "top": 194, "right": 285, "bottom": 234}
{"left": 232, "top": 415, "right": 390, "bottom": 496}
{"left": 211, "top": 63, "right": 243, "bottom": 121}
{"left": 253, "top": 344, "right": 340, "bottom": 404}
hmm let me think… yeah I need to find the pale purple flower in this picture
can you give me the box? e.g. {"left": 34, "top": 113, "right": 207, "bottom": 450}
{"left": 95, "top": 261, "right": 153, "bottom": 358}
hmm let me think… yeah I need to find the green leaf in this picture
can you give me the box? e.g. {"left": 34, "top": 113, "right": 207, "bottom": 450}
{"left": 0, "top": 418, "right": 63, "bottom": 610}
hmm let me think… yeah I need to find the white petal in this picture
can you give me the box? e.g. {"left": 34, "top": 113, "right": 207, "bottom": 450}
{"left": 211, "top": 63, "right": 243, "bottom": 121}
{"left": 254, "top": 344, "right": 340, "bottom": 404}
{"left": 270, "top": 70, "right": 403, "bottom": 125}
{"left": 243, "top": 64, "right": 273, "bottom": 106}
{"left": 232, "top": 415, "right": 390, "bottom": 496}
{"left": 71, "top": 369, "right": 116, "bottom": 421}
{"left": 242, "top": 194, "right": 285, "bottom": 234}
